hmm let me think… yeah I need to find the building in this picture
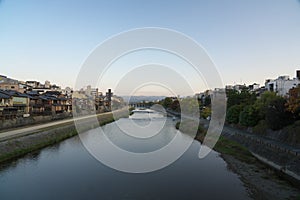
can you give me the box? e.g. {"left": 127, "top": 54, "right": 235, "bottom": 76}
{"left": 18, "top": 82, "right": 32, "bottom": 93}
{"left": 265, "top": 70, "right": 300, "bottom": 96}
{"left": 45, "top": 80, "right": 51, "bottom": 88}
{"left": 42, "top": 91, "right": 70, "bottom": 115}
{"left": 248, "top": 83, "right": 260, "bottom": 92}
{"left": 25, "top": 80, "right": 40, "bottom": 88}
{"left": 27, "top": 92, "right": 47, "bottom": 115}
{"left": 0, "top": 75, "right": 19, "bottom": 91}
{"left": 0, "top": 90, "right": 30, "bottom": 116}
{"left": 0, "top": 75, "right": 35, "bottom": 93}
{"left": 225, "top": 84, "right": 247, "bottom": 93}
{"left": 26, "top": 80, "right": 62, "bottom": 94}
{"left": 0, "top": 91, "right": 12, "bottom": 107}
{"left": 0, "top": 91, "right": 16, "bottom": 119}
{"left": 7, "top": 90, "right": 30, "bottom": 115}
{"left": 62, "top": 87, "right": 73, "bottom": 98}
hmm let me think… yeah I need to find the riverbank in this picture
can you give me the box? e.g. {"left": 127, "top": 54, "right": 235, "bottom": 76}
{"left": 0, "top": 110, "right": 129, "bottom": 163}
{"left": 176, "top": 121, "right": 300, "bottom": 200}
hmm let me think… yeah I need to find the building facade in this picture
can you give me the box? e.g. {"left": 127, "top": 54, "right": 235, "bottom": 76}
{"left": 265, "top": 71, "right": 300, "bottom": 96}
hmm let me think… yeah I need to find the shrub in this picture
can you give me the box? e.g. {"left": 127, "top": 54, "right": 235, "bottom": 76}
{"left": 239, "top": 105, "right": 259, "bottom": 127}
{"left": 265, "top": 97, "right": 293, "bottom": 130}
{"left": 226, "top": 105, "right": 243, "bottom": 124}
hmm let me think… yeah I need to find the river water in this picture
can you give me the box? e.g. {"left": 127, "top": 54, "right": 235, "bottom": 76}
{"left": 0, "top": 111, "right": 251, "bottom": 200}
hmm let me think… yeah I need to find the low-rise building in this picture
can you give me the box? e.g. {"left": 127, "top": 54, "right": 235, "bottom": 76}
{"left": 225, "top": 84, "right": 247, "bottom": 93}
{"left": 248, "top": 83, "right": 260, "bottom": 92}
{"left": 0, "top": 90, "right": 32, "bottom": 118}
{"left": 0, "top": 75, "right": 19, "bottom": 91}
{"left": 26, "top": 80, "right": 62, "bottom": 94}
{"left": 0, "top": 91, "right": 17, "bottom": 119}
{"left": 265, "top": 70, "right": 300, "bottom": 96}
{"left": 0, "top": 91, "right": 12, "bottom": 107}
{"left": 42, "top": 91, "right": 70, "bottom": 115}
{"left": 6, "top": 90, "right": 30, "bottom": 115}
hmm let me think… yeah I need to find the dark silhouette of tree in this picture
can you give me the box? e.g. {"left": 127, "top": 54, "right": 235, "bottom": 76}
{"left": 170, "top": 99, "right": 180, "bottom": 112}
{"left": 162, "top": 97, "right": 173, "bottom": 108}
{"left": 266, "top": 97, "right": 293, "bottom": 130}
{"left": 204, "top": 95, "right": 211, "bottom": 106}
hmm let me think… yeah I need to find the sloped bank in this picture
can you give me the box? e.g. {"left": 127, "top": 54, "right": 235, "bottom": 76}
{"left": 0, "top": 110, "right": 129, "bottom": 163}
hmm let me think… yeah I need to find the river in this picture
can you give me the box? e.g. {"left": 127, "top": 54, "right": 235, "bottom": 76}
{"left": 0, "top": 110, "right": 252, "bottom": 199}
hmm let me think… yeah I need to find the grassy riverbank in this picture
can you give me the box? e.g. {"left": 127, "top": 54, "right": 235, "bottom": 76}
{"left": 0, "top": 110, "right": 129, "bottom": 163}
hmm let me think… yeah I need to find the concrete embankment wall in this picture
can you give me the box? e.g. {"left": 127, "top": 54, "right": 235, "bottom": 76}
{"left": 0, "top": 110, "right": 129, "bottom": 163}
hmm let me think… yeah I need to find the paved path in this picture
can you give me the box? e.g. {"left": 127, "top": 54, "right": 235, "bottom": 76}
{"left": 0, "top": 112, "right": 112, "bottom": 142}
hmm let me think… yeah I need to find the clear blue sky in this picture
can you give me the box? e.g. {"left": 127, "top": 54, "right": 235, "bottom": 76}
{"left": 0, "top": 0, "right": 300, "bottom": 95}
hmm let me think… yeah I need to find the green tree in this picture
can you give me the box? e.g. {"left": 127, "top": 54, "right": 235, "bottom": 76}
{"left": 239, "top": 105, "right": 259, "bottom": 127}
{"left": 253, "top": 91, "right": 277, "bottom": 120}
{"left": 226, "top": 89, "right": 256, "bottom": 109}
{"left": 226, "top": 89, "right": 241, "bottom": 108}
{"left": 226, "top": 105, "right": 243, "bottom": 124}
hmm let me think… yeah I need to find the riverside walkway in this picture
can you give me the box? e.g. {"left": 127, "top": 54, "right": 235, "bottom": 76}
{"left": 0, "top": 111, "right": 119, "bottom": 142}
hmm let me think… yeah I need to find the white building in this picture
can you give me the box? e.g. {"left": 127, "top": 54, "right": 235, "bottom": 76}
{"left": 265, "top": 71, "right": 300, "bottom": 96}
{"left": 225, "top": 84, "right": 248, "bottom": 93}
{"left": 248, "top": 83, "right": 260, "bottom": 91}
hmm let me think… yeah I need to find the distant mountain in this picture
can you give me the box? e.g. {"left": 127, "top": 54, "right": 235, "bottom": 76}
{"left": 121, "top": 96, "right": 166, "bottom": 103}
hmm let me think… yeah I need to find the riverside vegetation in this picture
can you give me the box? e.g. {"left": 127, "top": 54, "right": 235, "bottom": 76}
{"left": 225, "top": 86, "right": 300, "bottom": 145}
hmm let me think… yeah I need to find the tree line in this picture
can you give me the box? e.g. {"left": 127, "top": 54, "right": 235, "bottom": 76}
{"left": 159, "top": 86, "right": 300, "bottom": 131}
{"left": 226, "top": 86, "right": 300, "bottom": 130}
